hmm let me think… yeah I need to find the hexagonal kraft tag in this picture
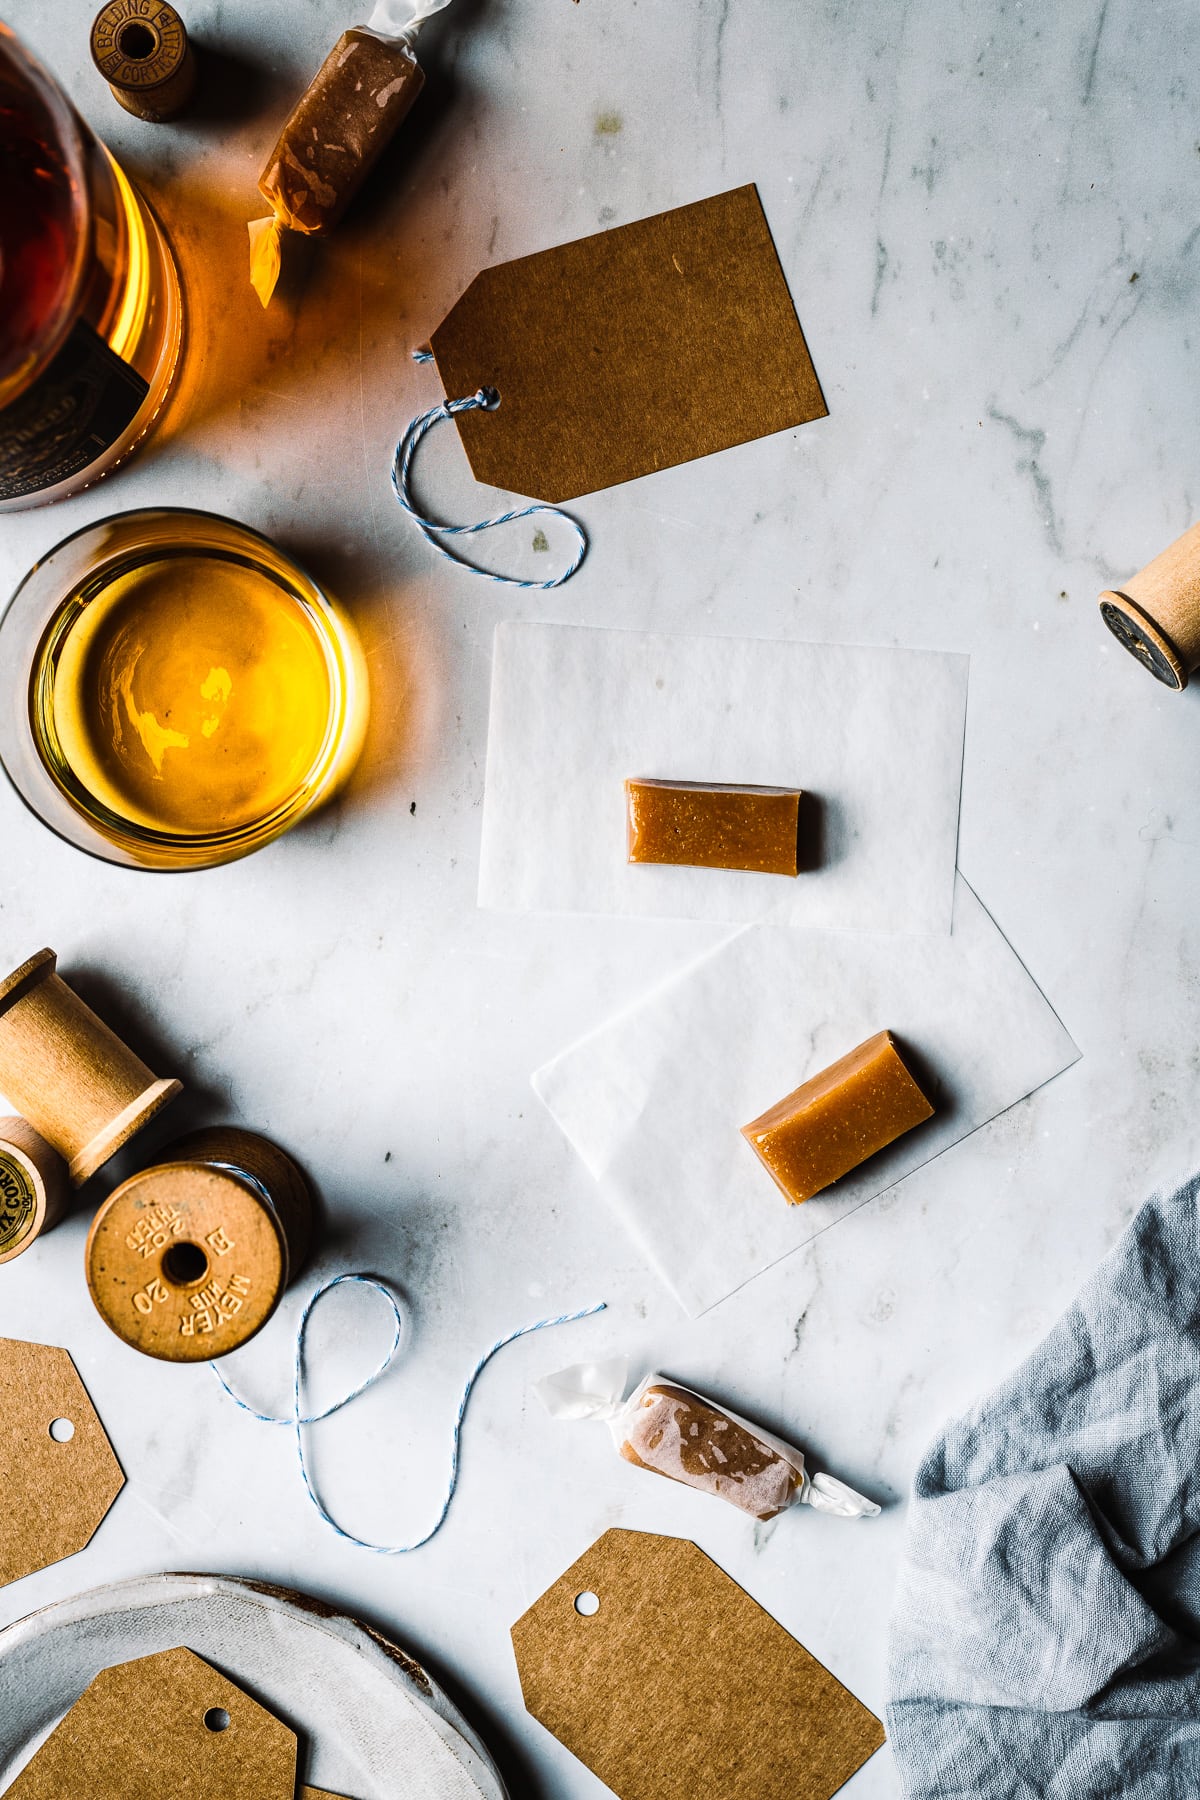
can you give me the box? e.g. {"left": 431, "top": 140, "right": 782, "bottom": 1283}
{"left": 4, "top": 1646, "right": 297, "bottom": 1798}
{"left": 0, "top": 1338, "right": 125, "bottom": 1587}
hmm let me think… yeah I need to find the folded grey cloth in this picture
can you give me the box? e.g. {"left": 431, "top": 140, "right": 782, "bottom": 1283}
{"left": 888, "top": 1173, "right": 1200, "bottom": 1797}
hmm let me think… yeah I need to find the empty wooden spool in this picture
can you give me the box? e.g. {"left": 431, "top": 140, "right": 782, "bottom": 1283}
{"left": 90, "top": 0, "right": 197, "bottom": 121}
{"left": 0, "top": 1117, "right": 69, "bottom": 1265}
{"left": 0, "top": 950, "right": 182, "bottom": 1187}
{"left": 85, "top": 1126, "right": 312, "bottom": 1362}
{"left": 1099, "top": 520, "right": 1200, "bottom": 691}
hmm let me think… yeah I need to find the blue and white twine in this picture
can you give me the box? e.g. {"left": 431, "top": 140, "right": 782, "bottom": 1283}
{"left": 391, "top": 349, "right": 587, "bottom": 589}
{"left": 212, "top": 1272, "right": 606, "bottom": 1554}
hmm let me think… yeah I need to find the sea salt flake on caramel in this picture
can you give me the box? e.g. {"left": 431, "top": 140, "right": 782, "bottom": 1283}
{"left": 625, "top": 778, "right": 802, "bottom": 875}
{"left": 619, "top": 1381, "right": 801, "bottom": 1519}
{"left": 742, "top": 1029, "right": 934, "bottom": 1205}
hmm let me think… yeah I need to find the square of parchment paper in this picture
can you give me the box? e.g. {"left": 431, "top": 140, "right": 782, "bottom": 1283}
{"left": 533, "top": 876, "right": 1078, "bottom": 1316}
{"left": 478, "top": 623, "right": 968, "bottom": 934}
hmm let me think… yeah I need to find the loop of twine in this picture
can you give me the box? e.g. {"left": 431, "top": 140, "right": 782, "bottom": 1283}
{"left": 392, "top": 350, "right": 587, "bottom": 589}
{"left": 212, "top": 1273, "right": 606, "bottom": 1554}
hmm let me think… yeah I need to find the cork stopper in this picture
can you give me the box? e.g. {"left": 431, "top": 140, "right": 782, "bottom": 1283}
{"left": 90, "top": 0, "right": 196, "bottom": 121}
{"left": 0, "top": 1116, "right": 69, "bottom": 1265}
{"left": 1099, "top": 519, "right": 1200, "bottom": 691}
{"left": 86, "top": 1127, "right": 312, "bottom": 1362}
{"left": 0, "top": 949, "right": 183, "bottom": 1187}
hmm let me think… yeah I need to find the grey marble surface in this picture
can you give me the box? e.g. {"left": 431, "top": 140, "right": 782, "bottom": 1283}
{"left": 2, "top": 2, "right": 1200, "bottom": 1795}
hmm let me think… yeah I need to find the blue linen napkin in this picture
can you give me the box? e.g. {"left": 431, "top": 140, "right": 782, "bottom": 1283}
{"left": 888, "top": 1172, "right": 1200, "bottom": 1797}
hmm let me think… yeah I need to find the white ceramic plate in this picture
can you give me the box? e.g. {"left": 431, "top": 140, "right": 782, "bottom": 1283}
{"left": 0, "top": 1573, "right": 509, "bottom": 1800}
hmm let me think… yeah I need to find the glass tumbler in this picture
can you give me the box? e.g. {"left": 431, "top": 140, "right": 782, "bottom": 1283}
{"left": 0, "top": 508, "right": 368, "bottom": 869}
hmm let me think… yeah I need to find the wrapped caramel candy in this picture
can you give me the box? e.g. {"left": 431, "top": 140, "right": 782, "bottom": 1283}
{"left": 248, "top": 0, "right": 448, "bottom": 306}
{"left": 535, "top": 1359, "right": 879, "bottom": 1523}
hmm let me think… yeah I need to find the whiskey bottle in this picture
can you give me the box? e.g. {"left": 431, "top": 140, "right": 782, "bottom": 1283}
{"left": 0, "top": 23, "right": 181, "bottom": 510}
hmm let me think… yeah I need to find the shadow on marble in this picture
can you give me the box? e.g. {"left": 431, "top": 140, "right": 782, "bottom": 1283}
{"left": 309, "top": 1186, "right": 449, "bottom": 1302}
{"left": 278, "top": 530, "right": 451, "bottom": 822}
{"left": 184, "top": 38, "right": 274, "bottom": 127}
{"left": 427, "top": 1659, "right": 558, "bottom": 1800}
{"left": 60, "top": 959, "right": 227, "bottom": 1173}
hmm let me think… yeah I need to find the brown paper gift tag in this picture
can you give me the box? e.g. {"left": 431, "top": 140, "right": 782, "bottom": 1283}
{"left": 512, "top": 1528, "right": 884, "bottom": 1800}
{"left": 5, "top": 1645, "right": 297, "bottom": 1798}
{"left": 0, "top": 1338, "right": 124, "bottom": 1587}
{"left": 430, "top": 185, "right": 826, "bottom": 503}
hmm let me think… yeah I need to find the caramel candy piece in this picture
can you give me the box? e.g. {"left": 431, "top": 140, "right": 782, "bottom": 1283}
{"left": 742, "top": 1030, "right": 933, "bottom": 1204}
{"left": 625, "top": 778, "right": 802, "bottom": 875}
{"left": 620, "top": 1382, "right": 801, "bottom": 1520}
{"left": 259, "top": 28, "right": 425, "bottom": 237}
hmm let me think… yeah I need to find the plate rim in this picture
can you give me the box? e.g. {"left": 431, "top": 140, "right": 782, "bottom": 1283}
{"left": 0, "top": 1569, "right": 510, "bottom": 1800}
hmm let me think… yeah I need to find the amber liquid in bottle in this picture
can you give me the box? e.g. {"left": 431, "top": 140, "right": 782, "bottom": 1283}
{"left": 0, "top": 24, "right": 181, "bottom": 508}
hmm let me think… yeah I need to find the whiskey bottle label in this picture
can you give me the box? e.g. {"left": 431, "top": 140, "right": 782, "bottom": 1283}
{"left": 0, "top": 317, "right": 150, "bottom": 501}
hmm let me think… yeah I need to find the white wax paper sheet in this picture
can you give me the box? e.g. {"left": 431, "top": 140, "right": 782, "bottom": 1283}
{"left": 532, "top": 876, "right": 1079, "bottom": 1316}
{"left": 478, "top": 623, "right": 969, "bottom": 934}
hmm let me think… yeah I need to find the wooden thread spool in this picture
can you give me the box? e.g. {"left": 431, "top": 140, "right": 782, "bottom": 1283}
{"left": 0, "top": 949, "right": 182, "bottom": 1187}
{"left": 1099, "top": 520, "right": 1200, "bottom": 691}
{"left": 85, "top": 1126, "right": 313, "bottom": 1362}
{"left": 0, "top": 1117, "right": 70, "bottom": 1266}
{"left": 90, "top": 0, "right": 197, "bottom": 122}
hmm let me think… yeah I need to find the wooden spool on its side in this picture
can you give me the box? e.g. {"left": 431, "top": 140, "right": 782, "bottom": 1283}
{"left": 0, "top": 1117, "right": 70, "bottom": 1265}
{"left": 85, "top": 1126, "right": 312, "bottom": 1363}
{"left": 1099, "top": 520, "right": 1200, "bottom": 691}
{"left": 0, "top": 949, "right": 182, "bottom": 1187}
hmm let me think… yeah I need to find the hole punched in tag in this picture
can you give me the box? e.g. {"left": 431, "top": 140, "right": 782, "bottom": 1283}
{"left": 392, "top": 369, "right": 586, "bottom": 589}
{"left": 203, "top": 1707, "right": 232, "bottom": 1733}
{"left": 574, "top": 1591, "right": 600, "bottom": 1617}
{"left": 48, "top": 1417, "right": 74, "bottom": 1442}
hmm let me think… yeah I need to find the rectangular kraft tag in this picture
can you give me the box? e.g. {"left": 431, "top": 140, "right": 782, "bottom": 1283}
{"left": 430, "top": 185, "right": 826, "bottom": 502}
{"left": 511, "top": 1528, "right": 884, "bottom": 1800}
